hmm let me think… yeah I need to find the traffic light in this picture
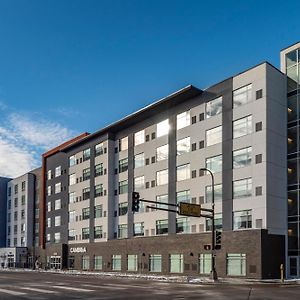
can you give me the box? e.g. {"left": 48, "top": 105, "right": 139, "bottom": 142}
{"left": 215, "top": 230, "right": 222, "bottom": 250}
{"left": 132, "top": 192, "right": 140, "bottom": 212}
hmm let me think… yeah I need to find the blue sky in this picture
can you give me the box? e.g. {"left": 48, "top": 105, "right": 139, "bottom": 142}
{"left": 0, "top": 0, "right": 299, "bottom": 177}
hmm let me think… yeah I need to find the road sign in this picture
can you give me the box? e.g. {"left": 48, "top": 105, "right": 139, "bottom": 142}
{"left": 204, "top": 244, "right": 211, "bottom": 250}
{"left": 179, "top": 202, "right": 201, "bottom": 217}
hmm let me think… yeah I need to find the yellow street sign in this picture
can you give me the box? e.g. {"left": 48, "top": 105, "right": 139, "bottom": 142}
{"left": 179, "top": 202, "right": 201, "bottom": 217}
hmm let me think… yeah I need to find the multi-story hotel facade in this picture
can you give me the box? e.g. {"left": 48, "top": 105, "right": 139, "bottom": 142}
{"left": 38, "top": 61, "right": 287, "bottom": 279}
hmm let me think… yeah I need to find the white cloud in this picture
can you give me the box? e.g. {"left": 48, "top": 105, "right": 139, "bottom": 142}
{"left": 0, "top": 112, "right": 76, "bottom": 178}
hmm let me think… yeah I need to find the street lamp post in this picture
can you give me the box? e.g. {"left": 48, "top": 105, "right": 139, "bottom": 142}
{"left": 200, "top": 168, "right": 218, "bottom": 281}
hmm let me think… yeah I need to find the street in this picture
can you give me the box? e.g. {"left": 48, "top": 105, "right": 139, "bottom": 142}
{"left": 0, "top": 271, "right": 299, "bottom": 300}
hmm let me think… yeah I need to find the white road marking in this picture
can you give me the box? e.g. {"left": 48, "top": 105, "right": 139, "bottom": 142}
{"left": 82, "top": 284, "right": 126, "bottom": 290}
{"left": 19, "top": 287, "right": 59, "bottom": 294}
{"left": 52, "top": 285, "right": 94, "bottom": 292}
{"left": 0, "top": 288, "right": 27, "bottom": 296}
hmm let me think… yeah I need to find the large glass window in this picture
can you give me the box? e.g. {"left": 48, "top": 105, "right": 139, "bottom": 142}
{"left": 205, "top": 184, "right": 222, "bottom": 202}
{"left": 119, "top": 137, "right": 128, "bottom": 151}
{"left": 149, "top": 254, "right": 162, "bottom": 272}
{"left": 233, "top": 178, "right": 252, "bottom": 198}
{"left": 54, "top": 232, "right": 61, "bottom": 243}
{"left": 55, "top": 183, "right": 61, "bottom": 194}
{"left": 118, "top": 224, "right": 128, "bottom": 239}
{"left": 94, "top": 205, "right": 103, "bottom": 218}
{"left": 157, "top": 119, "right": 169, "bottom": 137}
{"left": 176, "top": 190, "right": 190, "bottom": 204}
{"left": 55, "top": 216, "right": 61, "bottom": 226}
{"left": 156, "top": 169, "right": 168, "bottom": 186}
{"left": 134, "top": 153, "right": 145, "bottom": 168}
{"left": 206, "top": 97, "right": 222, "bottom": 118}
{"left": 68, "top": 229, "right": 76, "bottom": 241}
{"left": 82, "top": 256, "right": 90, "bottom": 270}
{"left": 156, "top": 194, "right": 168, "bottom": 209}
{"left": 69, "top": 155, "right": 76, "bottom": 167}
{"left": 233, "top": 147, "right": 252, "bottom": 168}
{"left": 286, "top": 50, "right": 297, "bottom": 68}
{"left": 94, "top": 256, "right": 103, "bottom": 270}
{"left": 119, "top": 180, "right": 128, "bottom": 194}
{"left": 112, "top": 255, "right": 121, "bottom": 271}
{"left": 82, "top": 228, "right": 90, "bottom": 239}
{"left": 134, "top": 130, "right": 145, "bottom": 146}
{"left": 206, "top": 126, "right": 222, "bottom": 146}
{"left": 127, "top": 255, "right": 138, "bottom": 271}
{"left": 83, "top": 168, "right": 91, "bottom": 181}
{"left": 82, "top": 207, "right": 90, "bottom": 220}
{"left": 94, "top": 226, "right": 103, "bottom": 239}
{"left": 55, "top": 166, "right": 61, "bottom": 177}
{"left": 134, "top": 222, "right": 144, "bottom": 236}
{"left": 83, "top": 148, "right": 91, "bottom": 161}
{"left": 206, "top": 155, "right": 222, "bottom": 173}
{"left": 54, "top": 199, "right": 61, "bottom": 210}
{"left": 118, "top": 202, "right": 128, "bottom": 216}
{"left": 206, "top": 213, "right": 223, "bottom": 231}
{"left": 82, "top": 187, "right": 90, "bottom": 200}
{"left": 94, "top": 184, "right": 103, "bottom": 197}
{"left": 233, "top": 84, "right": 252, "bottom": 108}
{"left": 95, "top": 142, "right": 104, "bottom": 156}
{"left": 69, "top": 174, "right": 76, "bottom": 185}
{"left": 176, "top": 217, "right": 190, "bottom": 233}
{"left": 134, "top": 176, "right": 145, "bottom": 191}
{"left": 119, "top": 158, "right": 128, "bottom": 173}
{"left": 170, "top": 254, "right": 183, "bottom": 273}
{"left": 156, "top": 220, "right": 168, "bottom": 235}
{"left": 69, "top": 211, "right": 76, "bottom": 223}
{"left": 199, "top": 254, "right": 212, "bottom": 274}
{"left": 156, "top": 144, "right": 169, "bottom": 161}
{"left": 177, "top": 137, "right": 190, "bottom": 155}
{"left": 177, "top": 111, "right": 190, "bottom": 130}
{"left": 177, "top": 164, "right": 190, "bottom": 181}
{"left": 227, "top": 254, "right": 246, "bottom": 276}
{"left": 233, "top": 115, "right": 252, "bottom": 139}
{"left": 95, "top": 163, "right": 103, "bottom": 177}
{"left": 233, "top": 210, "right": 252, "bottom": 230}
{"left": 69, "top": 192, "right": 76, "bottom": 203}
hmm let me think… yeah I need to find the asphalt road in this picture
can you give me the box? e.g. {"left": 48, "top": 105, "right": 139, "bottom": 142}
{"left": 0, "top": 270, "right": 299, "bottom": 300}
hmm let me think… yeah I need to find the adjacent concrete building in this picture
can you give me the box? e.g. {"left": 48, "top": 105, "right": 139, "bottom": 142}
{"left": 0, "top": 177, "right": 11, "bottom": 247}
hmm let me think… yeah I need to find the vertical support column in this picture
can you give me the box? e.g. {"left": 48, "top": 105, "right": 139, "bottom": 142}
{"left": 127, "top": 133, "right": 134, "bottom": 238}
{"left": 168, "top": 115, "right": 177, "bottom": 234}
{"left": 89, "top": 151, "right": 95, "bottom": 243}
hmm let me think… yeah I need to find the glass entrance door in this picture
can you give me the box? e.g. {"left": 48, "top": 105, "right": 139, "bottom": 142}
{"left": 50, "top": 256, "right": 61, "bottom": 269}
{"left": 289, "top": 256, "right": 298, "bottom": 277}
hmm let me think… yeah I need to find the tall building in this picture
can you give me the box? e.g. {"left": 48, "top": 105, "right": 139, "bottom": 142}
{"left": 0, "top": 177, "right": 11, "bottom": 247}
{"left": 39, "top": 62, "right": 287, "bottom": 278}
{"left": 281, "top": 41, "right": 300, "bottom": 278}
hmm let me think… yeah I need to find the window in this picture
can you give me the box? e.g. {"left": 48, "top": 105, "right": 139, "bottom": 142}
{"left": 21, "top": 181, "right": 26, "bottom": 191}
{"left": 156, "top": 144, "right": 169, "bottom": 161}
{"left": 69, "top": 211, "right": 76, "bottom": 223}
{"left": 155, "top": 169, "right": 168, "bottom": 186}
{"left": 149, "top": 254, "right": 162, "bottom": 272}
{"left": 21, "top": 195, "right": 25, "bottom": 205}
{"left": 68, "top": 229, "right": 76, "bottom": 241}
{"left": 156, "top": 220, "right": 168, "bottom": 235}
{"left": 233, "top": 178, "right": 252, "bottom": 198}
{"left": 83, "top": 168, "right": 91, "bottom": 181}
{"left": 94, "top": 226, "right": 103, "bottom": 239}
{"left": 176, "top": 217, "right": 190, "bottom": 233}
{"left": 95, "top": 163, "right": 103, "bottom": 177}
{"left": 119, "top": 180, "right": 128, "bottom": 194}
{"left": 83, "top": 187, "right": 90, "bottom": 200}
{"left": 134, "top": 222, "right": 144, "bottom": 236}
{"left": 47, "top": 186, "right": 52, "bottom": 196}
{"left": 118, "top": 224, "right": 127, "bottom": 239}
{"left": 8, "top": 187, "right": 11, "bottom": 197}
{"left": 82, "top": 256, "right": 90, "bottom": 270}
{"left": 119, "top": 158, "right": 128, "bottom": 173}
{"left": 127, "top": 255, "right": 138, "bottom": 271}
{"left": 83, "top": 148, "right": 91, "bottom": 161}
{"left": 119, "top": 136, "right": 128, "bottom": 151}
{"left": 233, "top": 84, "right": 252, "bottom": 108}
{"left": 21, "top": 223, "right": 25, "bottom": 232}
{"left": 54, "top": 199, "right": 61, "bottom": 210}
{"left": 55, "top": 216, "right": 61, "bottom": 227}
{"left": 177, "top": 137, "right": 190, "bottom": 155}
{"left": 94, "top": 205, "right": 103, "bottom": 218}
{"left": 205, "top": 184, "right": 222, "bottom": 202}
{"left": 177, "top": 164, "right": 190, "bottom": 181}
{"left": 69, "top": 192, "right": 76, "bottom": 203}
{"left": 206, "top": 155, "right": 222, "bottom": 173}
{"left": 157, "top": 119, "right": 169, "bottom": 137}
{"left": 69, "top": 155, "right": 76, "bottom": 166}
{"left": 55, "top": 166, "right": 61, "bottom": 177}
{"left": 227, "top": 254, "right": 246, "bottom": 276}
{"left": 82, "top": 207, "right": 90, "bottom": 220}
{"left": 233, "top": 210, "right": 252, "bottom": 230}
{"left": 47, "top": 202, "right": 51, "bottom": 212}
{"left": 206, "top": 213, "right": 223, "bottom": 231}
{"left": 206, "top": 97, "right": 222, "bottom": 118}
{"left": 206, "top": 126, "right": 222, "bottom": 146}
{"left": 94, "top": 256, "right": 103, "bottom": 270}
{"left": 14, "top": 184, "right": 18, "bottom": 194}
{"left": 82, "top": 228, "right": 90, "bottom": 239}
{"left": 47, "top": 170, "right": 52, "bottom": 180}
{"left": 233, "top": 115, "right": 252, "bottom": 139}
{"left": 112, "top": 255, "right": 121, "bottom": 271}
{"left": 134, "top": 176, "right": 145, "bottom": 191}
{"left": 134, "top": 130, "right": 145, "bottom": 146}
{"left": 134, "top": 153, "right": 145, "bottom": 168}
{"left": 199, "top": 254, "right": 212, "bottom": 274}
{"left": 14, "top": 198, "right": 18, "bottom": 207}
{"left": 177, "top": 111, "right": 190, "bottom": 130}
{"left": 46, "top": 234, "right": 51, "bottom": 242}
{"left": 69, "top": 174, "right": 76, "bottom": 185}
{"left": 94, "top": 184, "right": 103, "bottom": 197}
{"left": 95, "top": 143, "right": 104, "bottom": 156}
{"left": 176, "top": 190, "right": 190, "bottom": 204}
{"left": 233, "top": 147, "right": 252, "bottom": 168}
{"left": 55, "top": 183, "right": 61, "bottom": 194}
{"left": 156, "top": 194, "right": 168, "bottom": 209}
{"left": 54, "top": 232, "right": 60, "bottom": 243}
{"left": 170, "top": 254, "right": 183, "bottom": 273}
{"left": 118, "top": 202, "right": 128, "bottom": 216}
